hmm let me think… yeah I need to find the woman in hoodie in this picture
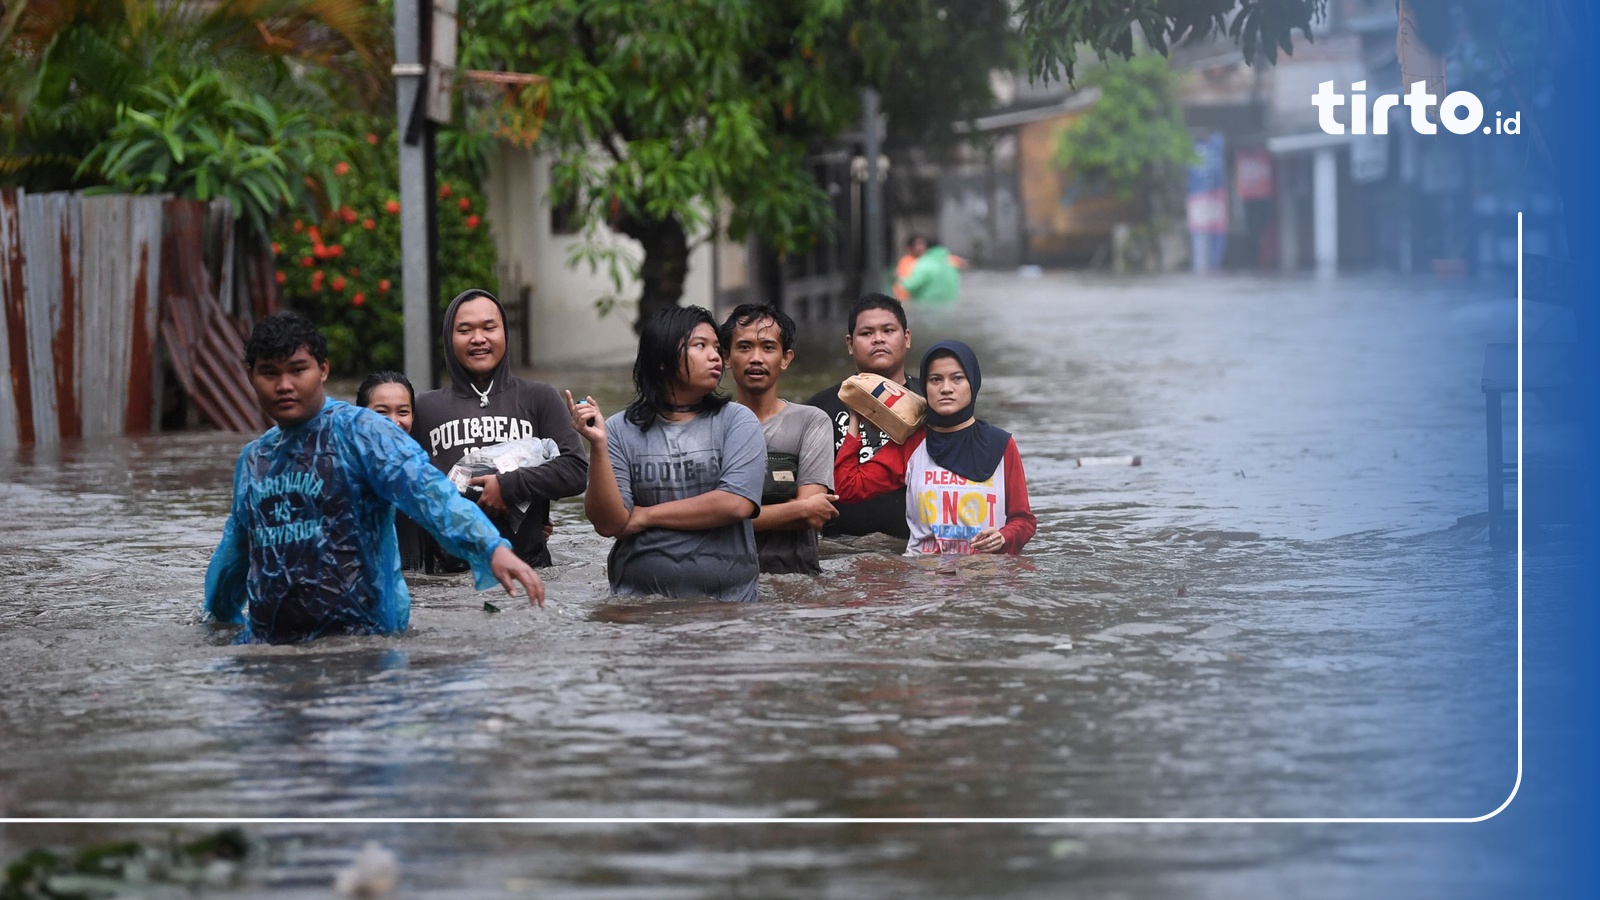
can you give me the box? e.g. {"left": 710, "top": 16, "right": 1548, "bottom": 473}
{"left": 832, "top": 340, "right": 1036, "bottom": 556}
{"left": 411, "top": 289, "right": 588, "bottom": 569}
{"left": 566, "top": 305, "right": 767, "bottom": 602}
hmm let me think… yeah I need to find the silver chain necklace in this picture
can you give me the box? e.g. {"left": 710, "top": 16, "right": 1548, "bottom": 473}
{"left": 470, "top": 379, "right": 493, "bottom": 408}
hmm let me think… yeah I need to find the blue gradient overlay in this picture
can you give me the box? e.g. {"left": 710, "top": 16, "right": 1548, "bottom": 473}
{"left": 1493, "top": 21, "right": 1600, "bottom": 896}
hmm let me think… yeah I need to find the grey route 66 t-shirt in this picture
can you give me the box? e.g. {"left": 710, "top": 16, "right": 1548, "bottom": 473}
{"left": 604, "top": 403, "right": 766, "bottom": 601}
{"left": 754, "top": 401, "right": 835, "bottom": 574}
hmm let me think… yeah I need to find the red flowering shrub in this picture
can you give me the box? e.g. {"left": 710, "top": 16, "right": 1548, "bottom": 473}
{"left": 271, "top": 121, "right": 498, "bottom": 375}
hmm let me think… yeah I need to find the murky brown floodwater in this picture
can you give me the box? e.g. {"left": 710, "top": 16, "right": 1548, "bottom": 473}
{"left": 0, "top": 272, "right": 1547, "bottom": 896}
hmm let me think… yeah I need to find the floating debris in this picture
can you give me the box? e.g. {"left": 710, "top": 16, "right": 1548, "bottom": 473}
{"left": 1076, "top": 455, "right": 1141, "bottom": 467}
{"left": 334, "top": 843, "right": 399, "bottom": 898}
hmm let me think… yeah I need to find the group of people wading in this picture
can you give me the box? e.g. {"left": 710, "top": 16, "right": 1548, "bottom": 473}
{"left": 205, "top": 290, "right": 1035, "bottom": 644}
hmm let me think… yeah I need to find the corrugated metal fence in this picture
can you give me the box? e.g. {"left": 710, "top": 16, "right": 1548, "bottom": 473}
{"left": 1, "top": 189, "right": 269, "bottom": 448}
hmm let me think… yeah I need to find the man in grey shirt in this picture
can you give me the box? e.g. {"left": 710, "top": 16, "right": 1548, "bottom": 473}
{"left": 720, "top": 304, "right": 839, "bottom": 574}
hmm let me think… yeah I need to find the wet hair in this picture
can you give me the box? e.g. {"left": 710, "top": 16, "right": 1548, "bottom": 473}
{"left": 626, "top": 305, "right": 730, "bottom": 431}
{"left": 846, "top": 292, "right": 908, "bottom": 334}
{"left": 244, "top": 311, "right": 328, "bottom": 368}
{"left": 718, "top": 303, "right": 796, "bottom": 355}
{"left": 356, "top": 371, "right": 415, "bottom": 409}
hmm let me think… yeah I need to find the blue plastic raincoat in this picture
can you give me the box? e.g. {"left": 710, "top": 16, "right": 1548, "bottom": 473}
{"left": 204, "top": 399, "right": 510, "bottom": 644}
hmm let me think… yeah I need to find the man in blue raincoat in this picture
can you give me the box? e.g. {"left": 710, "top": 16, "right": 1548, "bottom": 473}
{"left": 204, "top": 312, "right": 542, "bottom": 644}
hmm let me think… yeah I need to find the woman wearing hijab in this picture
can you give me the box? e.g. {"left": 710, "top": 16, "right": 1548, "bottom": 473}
{"left": 833, "top": 341, "right": 1037, "bottom": 556}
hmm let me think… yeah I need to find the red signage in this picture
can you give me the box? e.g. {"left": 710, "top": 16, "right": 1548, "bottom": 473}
{"left": 1235, "top": 148, "right": 1274, "bottom": 201}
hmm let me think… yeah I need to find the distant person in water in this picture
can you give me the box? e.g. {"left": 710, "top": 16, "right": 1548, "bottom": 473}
{"left": 832, "top": 340, "right": 1036, "bottom": 556}
{"left": 204, "top": 312, "right": 542, "bottom": 644}
{"left": 891, "top": 234, "right": 927, "bottom": 302}
{"left": 357, "top": 370, "right": 426, "bottom": 571}
{"left": 896, "top": 235, "right": 965, "bottom": 304}
{"left": 567, "top": 305, "right": 767, "bottom": 601}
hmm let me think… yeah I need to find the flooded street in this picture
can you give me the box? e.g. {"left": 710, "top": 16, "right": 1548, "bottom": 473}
{"left": 0, "top": 271, "right": 1546, "bottom": 896}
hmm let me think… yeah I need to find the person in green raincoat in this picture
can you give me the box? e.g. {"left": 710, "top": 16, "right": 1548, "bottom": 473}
{"left": 897, "top": 236, "right": 965, "bottom": 304}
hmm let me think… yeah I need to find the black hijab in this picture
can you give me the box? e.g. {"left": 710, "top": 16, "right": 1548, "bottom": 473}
{"left": 920, "top": 341, "right": 1011, "bottom": 482}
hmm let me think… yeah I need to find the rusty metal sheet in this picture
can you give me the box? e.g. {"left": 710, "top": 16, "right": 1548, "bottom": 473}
{"left": 246, "top": 236, "right": 280, "bottom": 321}
{"left": 159, "top": 198, "right": 269, "bottom": 434}
{"left": 53, "top": 193, "right": 82, "bottom": 441}
{"left": 205, "top": 199, "right": 236, "bottom": 317}
{"left": 3, "top": 190, "right": 266, "bottom": 445}
{"left": 73, "top": 194, "right": 166, "bottom": 438}
{"left": 19, "top": 191, "right": 81, "bottom": 446}
{"left": 0, "top": 188, "right": 27, "bottom": 449}
{"left": 123, "top": 198, "right": 164, "bottom": 434}
{"left": 80, "top": 195, "right": 123, "bottom": 438}
{"left": 159, "top": 318, "right": 232, "bottom": 433}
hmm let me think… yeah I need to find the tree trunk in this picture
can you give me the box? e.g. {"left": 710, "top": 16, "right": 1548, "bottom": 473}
{"left": 616, "top": 211, "right": 689, "bottom": 332}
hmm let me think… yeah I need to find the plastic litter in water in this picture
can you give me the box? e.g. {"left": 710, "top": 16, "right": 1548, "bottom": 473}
{"left": 334, "top": 842, "right": 398, "bottom": 898}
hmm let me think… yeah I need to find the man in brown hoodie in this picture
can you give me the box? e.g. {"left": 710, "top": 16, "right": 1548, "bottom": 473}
{"left": 412, "top": 289, "right": 588, "bottom": 568}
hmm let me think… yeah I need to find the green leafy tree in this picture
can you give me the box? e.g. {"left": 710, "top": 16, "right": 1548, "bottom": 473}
{"left": 1015, "top": 0, "right": 1326, "bottom": 83}
{"left": 459, "top": 0, "right": 851, "bottom": 327}
{"left": 459, "top": 0, "right": 1019, "bottom": 326}
{"left": 1052, "top": 54, "right": 1195, "bottom": 271}
{"left": 1, "top": 0, "right": 386, "bottom": 191}
{"left": 1, "top": 0, "right": 389, "bottom": 332}
{"left": 1052, "top": 54, "right": 1194, "bottom": 204}
{"left": 846, "top": 0, "right": 1021, "bottom": 154}
{"left": 82, "top": 72, "right": 347, "bottom": 242}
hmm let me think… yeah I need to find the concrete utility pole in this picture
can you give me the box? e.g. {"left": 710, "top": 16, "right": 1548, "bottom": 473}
{"left": 394, "top": 0, "right": 441, "bottom": 389}
{"left": 1313, "top": 147, "right": 1338, "bottom": 279}
{"left": 861, "top": 87, "right": 885, "bottom": 294}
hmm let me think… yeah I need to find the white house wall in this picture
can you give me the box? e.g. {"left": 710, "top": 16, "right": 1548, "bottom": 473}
{"left": 484, "top": 144, "right": 714, "bottom": 368}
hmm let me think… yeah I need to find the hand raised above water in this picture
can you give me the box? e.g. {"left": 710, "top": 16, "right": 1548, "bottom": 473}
{"left": 564, "top": 390, "right": 606, "bottom": 445}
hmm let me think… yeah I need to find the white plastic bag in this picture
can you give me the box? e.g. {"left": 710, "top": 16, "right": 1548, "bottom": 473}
{"left": 446, "top": 437, "right": 560, "bottom": 530}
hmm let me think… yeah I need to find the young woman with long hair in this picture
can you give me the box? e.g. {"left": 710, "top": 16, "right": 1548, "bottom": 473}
{"left": 566, "top": 306, "right": 768, "bottom": 601}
